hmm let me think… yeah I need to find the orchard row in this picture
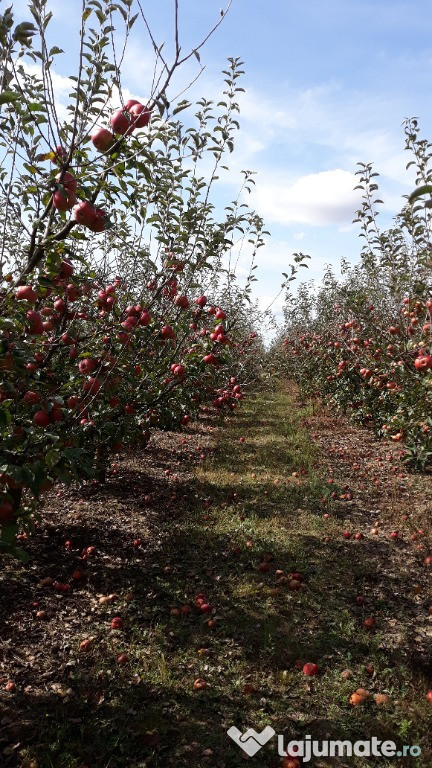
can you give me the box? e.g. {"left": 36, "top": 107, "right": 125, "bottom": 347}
{"left": 282, "top": 295, "right": 432, "bottom": 465}
{"left": 0, "top": 2, "right": 264, "bottom": 558}
{"left": 0, "top": 249, "right": 259, "bottom": 557}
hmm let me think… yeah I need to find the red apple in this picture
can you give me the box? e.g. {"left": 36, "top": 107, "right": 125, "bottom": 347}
{"left": 87, "top": 208, "right": 107, "bottom": 232}
{"left": 160, "top": 325, "right": 176, "bottom": 340}
{"left": 124, "top": 99, "right": 140, "bottom": 111}
{"left": 73, "top": 201, "right": 97, "bottom": 227}
{"left": 33, "top": 410, "right": 50, "bottom": 428}
{"left": 23, "top": 390, "right": 41, "bottom": 405}
{"left": 53, "top": 298, "right": 66, "bottom": 313}
{"left": 129, "top": 102, "right": 151, "bottom": 128}
{"left": 364, "top": 617, "right": 376, "bottom": 629}
{"left": 60, "top": 259, "right": 74, "bottom": 277}
{"left": 83, "top": 377, "right": 101, "bottom": 395}
{"left": 53, "top": 188, "right": 76, "bottom": 210}
{"left": 78, "top": 358, "right": 96, "bottom": 374}
{"left": 16, "top": 285, "right": 37, "bottom": 303}
{"left": 174, "top": 294, "right": 189, "bottom": 309}
{"left": 91, "top": 127, "right": 115, "bottom": 152}
{"left": 203, "top": 354, "right": 218, "bottom": 365}
{"left": 139, "top": 311, "right": 151, "bottom": 326}
{"left": 110, "top": 109, "right": 130, "bottom": 135}
{"left": 303, "top": 662, "right": 319, "bottom": 676}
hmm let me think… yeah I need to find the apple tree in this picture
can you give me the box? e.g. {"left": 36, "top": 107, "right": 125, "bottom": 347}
{"left": 0, "top": 0, "right": 268, "bottom": 558}
{"left": 276, "top": 119, "right": 432, "bottom": 468}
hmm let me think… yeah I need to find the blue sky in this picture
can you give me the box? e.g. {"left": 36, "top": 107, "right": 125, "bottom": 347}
{"left": 11, "top": 0, "right": 432, "bottom": 317}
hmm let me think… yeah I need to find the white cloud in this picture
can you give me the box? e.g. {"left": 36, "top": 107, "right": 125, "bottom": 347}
{"left": 249, "top": 169, "right": 361, "bottom": 226}
{"left": 237, "top": 89, "right": 298, "bottom": 134}
{"left": 172, "top": 76, "right": 413, "bottom": 239}
{"left": 198, "top": 81, "right": 418, "bottom": 205}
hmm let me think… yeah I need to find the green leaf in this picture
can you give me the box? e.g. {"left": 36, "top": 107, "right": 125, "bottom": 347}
{"left": 173, "top": 101, "right": 191, "bottom": 116}
{"left": 0, "top": 91, "right": 20, "bottom": 105}
{"left": 408, "top": 184, "right": 432, "bottom": 203}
